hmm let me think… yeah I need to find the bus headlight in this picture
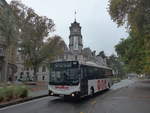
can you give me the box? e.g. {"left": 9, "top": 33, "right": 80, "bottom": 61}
{"left": 71, "top": 93, "right": 75, "bottom": 97}
{"left": 51, "top": 92, "right": 54, "bottom": 95}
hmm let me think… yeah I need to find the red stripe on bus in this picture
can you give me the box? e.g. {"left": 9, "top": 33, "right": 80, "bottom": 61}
{"left": 97, "top": 80, "right": 107, "bottom": 91}
{"left": 55, "top": 86, "right": 69, "bottom": 90}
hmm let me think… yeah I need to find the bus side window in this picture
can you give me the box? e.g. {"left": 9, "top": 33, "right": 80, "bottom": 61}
{"left": 86, "top": 67, "right": 90, "bottom": 79}
{"left": 97, "top": 68, "right": 104, "bottom": 79}
{"left": 78, "top": 68, "right": 81, "bottom": 78}
{"left": 87, "top": 67, "right": 95, "bottom": 80}
{"left": 81, "top": 67, "right": 86, "bottom": 79}
{"left": 95, "top": 68, "right": 99, "bottom": 79}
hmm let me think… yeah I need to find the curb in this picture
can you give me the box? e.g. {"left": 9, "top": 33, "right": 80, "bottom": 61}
{"left": 0, "top": 94, "right": 49, "bottom": 109}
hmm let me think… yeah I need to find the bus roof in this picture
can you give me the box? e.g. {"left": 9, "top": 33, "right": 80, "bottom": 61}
{"left": 79, "top": 61, "right": 112, "bottom": 70}
{"left": 50, "top": 60, "right": 112, "bottom": 70}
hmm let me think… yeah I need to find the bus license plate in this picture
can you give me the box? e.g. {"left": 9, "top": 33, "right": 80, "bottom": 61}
{"left": 59, "top": 94, "right": 64, "bottom": 97}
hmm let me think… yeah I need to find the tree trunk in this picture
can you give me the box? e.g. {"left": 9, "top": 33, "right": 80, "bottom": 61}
{"left": 3, "top": 60, "right": 8, "bottom": 81}
{"left": 3, "top": 49, "right": 9, "bottom": 82}
{"left": 33, "top": 66, "right": 38, "bottom": 82}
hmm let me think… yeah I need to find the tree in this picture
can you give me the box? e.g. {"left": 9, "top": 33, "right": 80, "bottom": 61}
{"left": 40, "top": 35, "right": 66, "bottom": 63}
{"left": 108, "top": 0, "right": 150, "bottom": 32}
{"left": 97, "top": 51, "right": 106, "bottom": 59}
{"left": 107, "top": 54, "right": 126, "bottom": 78}
{"left": 115, "top": 35, "right": 144, "bottom": 74}
{"left": 10, "top": 1, "right": 65, "bottom": 81}
{"left": 108, "top": 0, "right": 150, "bottom": 75}
{"left": 0, "top": 0, "right": 18, "bottom": 47}
{"left": 21, "top": 35, "right": 65, "bottom": 81}
{"left": 0, "top": 0, "right": 19, "bottom": 81}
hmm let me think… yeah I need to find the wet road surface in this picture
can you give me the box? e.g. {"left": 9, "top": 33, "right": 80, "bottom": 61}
{"left": 0, "top": 80, "right": 150, "bottom": 113}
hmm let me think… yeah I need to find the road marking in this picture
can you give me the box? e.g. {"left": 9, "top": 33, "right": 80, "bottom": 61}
{"left": 91, "top": 100, "right": 96, "bottom": 105}
{"left": 88, "top": 100, "right": 97, "bottom": 113}
{"left": 0, "top": 96, "right": 53, "bottom": 111}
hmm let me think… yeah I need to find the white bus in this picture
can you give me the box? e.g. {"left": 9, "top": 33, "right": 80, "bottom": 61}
{"left": 48, "top": 61, "right": 113, "bottom": 98}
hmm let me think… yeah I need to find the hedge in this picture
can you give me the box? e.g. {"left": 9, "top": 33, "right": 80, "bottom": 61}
{"left": 0, "top": 85, "right": 28, "bottom": 103}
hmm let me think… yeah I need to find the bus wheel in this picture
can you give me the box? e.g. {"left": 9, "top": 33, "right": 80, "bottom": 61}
{"left": 90, "top": 87, "right": 94, "bottom": 97}
{"left": 64, "top": 95, "right": 70, "bottom": 100}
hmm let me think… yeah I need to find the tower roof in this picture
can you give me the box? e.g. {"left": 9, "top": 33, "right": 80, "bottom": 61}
{"left": 70, "top": 20, "right": 81, "bottom": 29}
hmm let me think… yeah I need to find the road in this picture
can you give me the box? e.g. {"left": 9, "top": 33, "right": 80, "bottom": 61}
{"left": 0, "top": 80, "right": 150, "bottom": 113}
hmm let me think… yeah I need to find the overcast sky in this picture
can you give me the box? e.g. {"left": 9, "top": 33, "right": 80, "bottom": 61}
{"left": 7, "top": 0, "right": 128, "bottom": 56}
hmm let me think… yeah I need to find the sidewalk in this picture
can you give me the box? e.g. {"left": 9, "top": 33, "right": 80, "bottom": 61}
{"left": 27, "top": 81, "right": 48, "bottom": 97}
{"left": 111, "top": 79, "right": 136, "bottom": 90}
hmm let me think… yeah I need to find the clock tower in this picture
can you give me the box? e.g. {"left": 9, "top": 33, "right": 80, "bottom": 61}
{"left": 69, "top": 20, "right": 83, "bottom": 53}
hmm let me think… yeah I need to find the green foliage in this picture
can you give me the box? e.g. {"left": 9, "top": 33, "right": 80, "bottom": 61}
{"left": 18, "top": 85, "right": 28, "bottom": 98}
{"left": 107, "top": 54, "right": 126, "bottom": 78}
{"left": 109, "top": 0, "right": 150, "bottom": 75}
{"left": 4, "top": 86, "right": 14, "bottom": 101}
{"left": 97, "top": 51, "right": 106, "bottom": 59}
{"left": 0, "top": 87, "right": 5, "bottom": 102}
{"left": 115, "top": 33, "right": 145, "bottom": 74}
{"left": 13, "top": 85, "right": 28, "bottom": 98}
{"left": 0, "top": 0, "right": 18, "bottom": 47}
{"left": 0, "top": 85, "right": 28, "bottom": 103}
{"left": 10, "top": 1, "right": 66, "bottom": 81}
{"left": 41, "top": 36, "right": 66, "bottom": 61}
{"left": 108, "top": 0, "right": 150, "bottom": 32}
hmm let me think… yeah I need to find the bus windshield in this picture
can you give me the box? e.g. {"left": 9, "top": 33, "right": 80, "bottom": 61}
{"left": 49, "top": 61, "right": 79, "bottom": 85}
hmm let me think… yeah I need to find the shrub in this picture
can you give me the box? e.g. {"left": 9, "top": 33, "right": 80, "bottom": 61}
{"left": 0, "top": 85, "right": 28, "bottom": 103}
{"left": 13, "top": 86, "right": 22, "bottom": 98}
{"left": 13, "top": 85, "right": 28, "bottom": 98}
{"left": 4, "top": 86, "right": 14, "bottom": 101}
{"left": 0, "top": 87, "right": 5, "bottom": 102}
{"left": 19, "top": 86, "right": 28, "bottom": 98}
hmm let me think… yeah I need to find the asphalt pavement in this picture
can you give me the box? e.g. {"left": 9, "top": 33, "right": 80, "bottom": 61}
{"left": 0, "top": 79, "right": 150, "bottom": 113}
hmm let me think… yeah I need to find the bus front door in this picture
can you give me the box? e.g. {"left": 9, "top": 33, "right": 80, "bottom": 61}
{"left": 80, "top": 67, "right": 88, "bottom": 96}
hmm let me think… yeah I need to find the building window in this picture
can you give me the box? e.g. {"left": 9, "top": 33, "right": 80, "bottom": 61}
{"left": 37, "top": 67, "right": 39, "bottom": 72}
{"left": 42, "top": 66, "right": 46, "bottom": 72}
{"left": 20, "top": 72, "right": 23, "bottom": 76}
{"left": 0, "top": 48, "right": 4, "bottom": 56}
{"left": 26, "top": 67, "right": 29, "bottom": 71}
{"left": 42, "top": 76, "right": 45, "bottom": 80}
{"left": 75, "top": 56, "right": 77, "bottom": 60}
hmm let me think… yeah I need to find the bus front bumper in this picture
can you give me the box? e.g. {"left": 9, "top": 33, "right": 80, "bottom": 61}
{"left": 48, "top": 90, "right": 80, "bottom": 97}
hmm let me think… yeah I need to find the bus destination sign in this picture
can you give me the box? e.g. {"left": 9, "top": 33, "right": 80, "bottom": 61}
{"left": 52, "top": 61, "right": 78, "bottom": 69}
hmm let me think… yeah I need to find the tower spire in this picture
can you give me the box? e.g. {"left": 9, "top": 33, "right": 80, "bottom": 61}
{"left": 74, "top": 10, "right": 77, "bottom": 22}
